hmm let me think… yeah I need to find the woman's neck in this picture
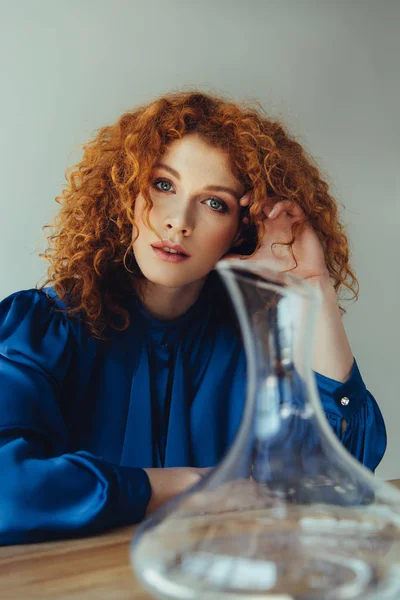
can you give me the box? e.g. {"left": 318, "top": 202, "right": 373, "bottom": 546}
{"left": 135, "top": 278, "right": 206, "bottom": 321}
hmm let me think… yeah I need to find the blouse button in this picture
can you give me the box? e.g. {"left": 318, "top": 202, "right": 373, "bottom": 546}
{"left": 340, "top": 396, "right": 350, "bottom": 406}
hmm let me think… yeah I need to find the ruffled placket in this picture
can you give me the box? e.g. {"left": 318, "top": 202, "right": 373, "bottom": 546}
{"left": 119, "top": 291, "right": 211, "bottom": 468}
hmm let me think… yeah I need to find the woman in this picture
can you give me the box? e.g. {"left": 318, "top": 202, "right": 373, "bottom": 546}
{"left": 0, "top": 91, "right": 386, "bottom": 544}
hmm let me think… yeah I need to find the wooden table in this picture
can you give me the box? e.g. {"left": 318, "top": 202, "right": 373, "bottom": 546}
{"left": 1, "top": 480, "right": 400, "bottom": 600}
{"left": 0, "top": 525, "right": 145, "bottom": 600}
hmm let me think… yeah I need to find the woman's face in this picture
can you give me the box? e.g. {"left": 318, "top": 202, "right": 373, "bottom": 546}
{"left": 132, "top": 133, "right": 244, "bottom": 290}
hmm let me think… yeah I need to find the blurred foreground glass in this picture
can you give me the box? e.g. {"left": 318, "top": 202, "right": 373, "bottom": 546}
{"left": 131, "top": 260, "right": 400, "bottom": 599}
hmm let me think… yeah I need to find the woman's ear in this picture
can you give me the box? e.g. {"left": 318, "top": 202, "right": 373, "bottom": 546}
{"left": 230, "top": 212, "right": 248, "bottom": 249}
{"left": 226, "top": 189, "right": 255, "bottom": 254}
{"left": 230, "top": 229, "right": 246, "bottom": 248}
{"left": 232, "top": 194, "right": 252, "bottom": 246}
{"left": 228, "top": 220, "right": 250, "bottom": 255}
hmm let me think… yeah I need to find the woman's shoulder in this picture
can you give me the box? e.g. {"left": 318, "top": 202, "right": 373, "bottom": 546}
{"left": 0, "top": 287, "right": 84, "bottom": 349}
{"left": 1, "top": 286, "right": 68, "bottom": 320}
{"left": 0, "top": 288, "right": 103, "bottom": 384}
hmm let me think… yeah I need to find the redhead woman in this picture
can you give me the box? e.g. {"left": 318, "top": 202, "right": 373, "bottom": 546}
{"left": 0, "top": 91, "right": 386, "bottom": 544}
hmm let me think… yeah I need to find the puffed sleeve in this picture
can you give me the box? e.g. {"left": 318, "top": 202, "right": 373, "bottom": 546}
{"left": 0, "top": 289, "right": 151, "bottom": 545}
{"left": 315, "top": 358, "right": 387, "bottom": 472}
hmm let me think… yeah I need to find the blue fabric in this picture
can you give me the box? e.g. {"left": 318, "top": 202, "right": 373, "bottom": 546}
{"left": 0, "top": 283, "right": 386, "bottom": 544}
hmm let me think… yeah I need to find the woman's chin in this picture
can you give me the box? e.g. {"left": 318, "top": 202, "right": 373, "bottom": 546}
{"left": 137, "top": 269, "right": 202, "bottom": 290}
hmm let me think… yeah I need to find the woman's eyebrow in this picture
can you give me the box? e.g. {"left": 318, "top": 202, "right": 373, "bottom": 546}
{"left": 154, "top": 163, "right": 180, "bottom": 179}
{"left": 154, "top": 163, "right": 240, "bottom": 200}
{"left": 203, "top": 185, "right": 240, "bottom": 200}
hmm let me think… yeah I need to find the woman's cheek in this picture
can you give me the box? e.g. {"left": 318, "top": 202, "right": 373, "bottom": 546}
{"left": 206, "top": 222, "right": 238, "bottom": 256}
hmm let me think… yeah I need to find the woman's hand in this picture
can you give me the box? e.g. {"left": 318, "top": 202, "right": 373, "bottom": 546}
{"left": 229, "top": 193, "right": 329, "bottom": 283}
{"left": 143, "top": 467, "right": 209, "bottom": 515}
{"left": 224, "top": 193, "right": 354, "bottom": 384}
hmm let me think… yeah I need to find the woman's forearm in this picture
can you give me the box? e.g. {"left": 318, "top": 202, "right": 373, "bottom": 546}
{"left": 307, "top": 274, "right": 354, "bottom": 383}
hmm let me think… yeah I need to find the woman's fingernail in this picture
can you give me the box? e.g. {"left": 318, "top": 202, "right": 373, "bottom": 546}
{"left": 268, "top": 207, "right": 278, "bottom": 218}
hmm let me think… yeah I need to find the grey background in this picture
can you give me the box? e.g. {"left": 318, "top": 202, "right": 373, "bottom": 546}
{"left": 1, "top": 0, "right": 399, "bottom": 478}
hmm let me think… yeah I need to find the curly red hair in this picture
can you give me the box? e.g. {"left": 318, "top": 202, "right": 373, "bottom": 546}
{"left": 39, "top": 90, "right": 358, "bottom": 338}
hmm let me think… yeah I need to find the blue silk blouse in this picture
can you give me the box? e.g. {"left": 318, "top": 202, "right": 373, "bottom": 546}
{"left": 0, "top": 279, "right": 386, "bottom": 544}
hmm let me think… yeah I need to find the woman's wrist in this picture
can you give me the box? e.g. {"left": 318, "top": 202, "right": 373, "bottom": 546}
{"left": 305, "top": 272, "right": 336, "bottom": 295}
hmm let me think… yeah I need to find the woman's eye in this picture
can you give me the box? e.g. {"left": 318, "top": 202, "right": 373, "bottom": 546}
{"left": 205, "top": 197, "right": 228, "bottom": 213}
{"left": 152, "top": 180, "right": 228, "bottom": 213}
{"left": 153, "top": 179, "right": 173, "bottom": 192}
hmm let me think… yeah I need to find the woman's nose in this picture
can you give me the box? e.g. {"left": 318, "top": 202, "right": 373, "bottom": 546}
{"left": 164, "top": 208, "right": 193, "bottom": 237}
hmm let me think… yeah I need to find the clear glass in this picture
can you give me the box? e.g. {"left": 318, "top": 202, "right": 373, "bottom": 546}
{"left": 131, "top": 260, "right": 400, "bottom": 599}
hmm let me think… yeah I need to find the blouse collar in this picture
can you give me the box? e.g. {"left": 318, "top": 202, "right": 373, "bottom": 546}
{"left": 132, "top": 280, "right": 213, "bottom": 345}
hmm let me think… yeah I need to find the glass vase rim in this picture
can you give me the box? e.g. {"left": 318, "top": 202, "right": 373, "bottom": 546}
{"left": 216, "top": 258, "right": 319, "bottom": 302}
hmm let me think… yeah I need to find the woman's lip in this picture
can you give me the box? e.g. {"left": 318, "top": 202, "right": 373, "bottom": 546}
{"left": 152, "top": 246, "right": 190, "bottom": 263}
{"left": 151, "top": 241, "right": 190, "bottom": 256}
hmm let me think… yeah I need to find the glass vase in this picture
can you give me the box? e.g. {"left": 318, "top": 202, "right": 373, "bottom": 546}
{"left": 131, "top": 260, "right": 400, "bottom": 600}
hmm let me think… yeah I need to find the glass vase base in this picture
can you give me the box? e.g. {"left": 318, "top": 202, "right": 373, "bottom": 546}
{"left": 134, "top": 503, "right": 400, "bottom": 600}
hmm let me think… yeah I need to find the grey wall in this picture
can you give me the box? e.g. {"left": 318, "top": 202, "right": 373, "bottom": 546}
{"left": 1, "top": 0, "right": 399, "bottom": 478}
